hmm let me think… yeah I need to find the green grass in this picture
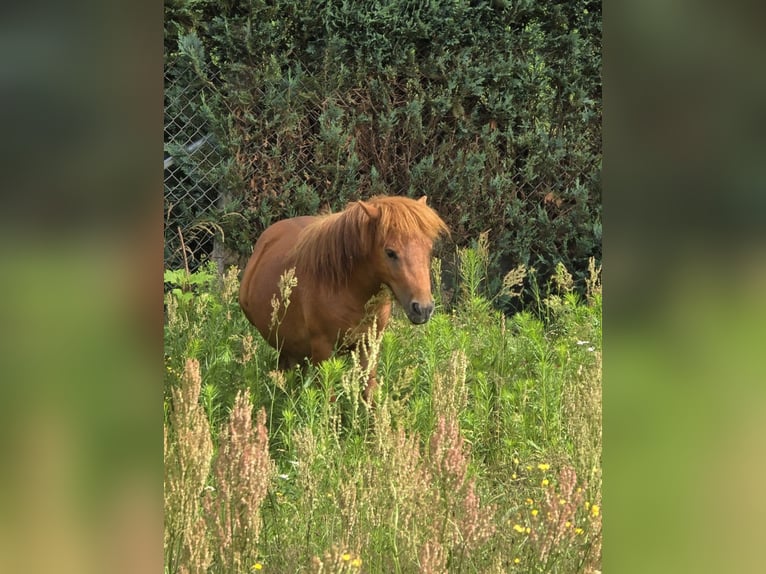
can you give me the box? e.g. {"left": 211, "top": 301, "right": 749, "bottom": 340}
{"left": 164, "top": 249, "right": 602, "bottom": 574}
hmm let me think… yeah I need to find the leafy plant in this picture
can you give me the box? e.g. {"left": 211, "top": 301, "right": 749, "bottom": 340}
{"left": 164, "top": 264, "right": 217, "bottom": 304}
{"left": 163, "top": 241, "right": 602, "bottom": 573}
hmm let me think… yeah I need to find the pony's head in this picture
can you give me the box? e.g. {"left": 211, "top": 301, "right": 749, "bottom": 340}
{"left": 359, "top": 195, "right": 449, "bottom": 324}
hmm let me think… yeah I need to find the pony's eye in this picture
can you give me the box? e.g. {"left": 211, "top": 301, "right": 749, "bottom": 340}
{"left": 385, "top": 248, "right": 398, "bottom": 261}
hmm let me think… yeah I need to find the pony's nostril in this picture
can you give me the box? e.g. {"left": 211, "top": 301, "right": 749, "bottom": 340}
{"left": 411, "top": 301, "right": 421, "bottom": 316}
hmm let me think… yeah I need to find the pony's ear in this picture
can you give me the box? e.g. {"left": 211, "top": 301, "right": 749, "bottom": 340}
{"left": 418, "top": 195, "right": 428, "bottom": 205}
{"left": 358, "top": 200, "right": 380, "bottom": 220}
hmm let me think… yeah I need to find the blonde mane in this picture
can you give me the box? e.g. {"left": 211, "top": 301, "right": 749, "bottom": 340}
{"left": 292, "top": 195, "right": 448, "bottom": 287}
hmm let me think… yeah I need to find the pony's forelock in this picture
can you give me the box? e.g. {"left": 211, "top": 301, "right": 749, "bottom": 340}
{"left": 370, "top": 195, "right": 449, "bottom": 244}
{"left": 293, "top": 195, "right": 448, "bottom": 287}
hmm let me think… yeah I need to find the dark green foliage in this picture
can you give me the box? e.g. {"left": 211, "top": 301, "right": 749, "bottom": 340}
{"left": 164, "top": 0, "right": 601, "bottom": 304}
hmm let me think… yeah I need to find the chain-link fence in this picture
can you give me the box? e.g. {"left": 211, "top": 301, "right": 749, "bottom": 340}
{"left": 164, "top": 65, "right": 225, "bottom": 273}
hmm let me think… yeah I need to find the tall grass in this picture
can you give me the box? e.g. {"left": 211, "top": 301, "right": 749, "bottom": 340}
{"left": 164, "top": 245, "right": 602, "bottom": 573}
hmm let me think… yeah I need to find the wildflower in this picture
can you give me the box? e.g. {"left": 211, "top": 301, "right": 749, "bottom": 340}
{"left": 525, "top": 498, "right": 534, "bottom": 506}
{"left": 541, "top": 478, "right": 549, "bottom": 487}
{"left": 513, "top": 457, "right": 520, "bottom": 465}
{"left": 565, "top": 521, "right": 572, "bottom": 528}
{"left": 513, "top": 524, "right": 526, "bottom": 533}
{"left": 591, "top": 504, "right": 600, "bottom": 517}
{"left": 342, "top": 553, "right": 351, "bottom": 562}
{"left": 512, "top": 472, "right": 517, "bottom": 479}
{"left": 351, "top": 558, "right": 362, "bottom": 567}
{"left": 559, "top": 498, "right": 567, "bottom": 505}
{"left": 537, "top": 463, "right": 550, "bottom": 471}
{"left": 575, "top": 527, "right": 584, "bottom": 535}
{"left": 531, "top": 509, "right": 539, "bottom": 517}
{"left": 252, "top": 563, "right": 263, "bottom": 571}
{"left": 513, "top": 557, "right": 521, "bottom": 564}
{"left": 526, "top": 527, "right": 531, "bottom": 533}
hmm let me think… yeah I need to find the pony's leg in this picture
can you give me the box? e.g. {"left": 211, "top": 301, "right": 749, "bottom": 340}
{"left": 363, "top": 373, "right": 378, "bottom": 403}
{"left": 359, "top": 350, "right": 379, "bottom": 404}
{"left": 362, "top": 302, "right": 390, "bottom": 404}
{"left": 309, "top": 336, "right": 334, "bottom": 365}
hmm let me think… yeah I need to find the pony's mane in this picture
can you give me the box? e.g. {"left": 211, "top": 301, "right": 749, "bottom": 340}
{"left": 292, "top": 195, "right": 449, "bottom": 287}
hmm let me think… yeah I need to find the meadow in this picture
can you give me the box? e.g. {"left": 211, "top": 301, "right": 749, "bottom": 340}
{"left": 164, "top": 238, "right": 602, "bottom": 573}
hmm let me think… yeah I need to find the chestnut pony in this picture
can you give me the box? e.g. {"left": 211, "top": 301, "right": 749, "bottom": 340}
{"left": 239, "top": 195, "right": 448, "bottom": 399}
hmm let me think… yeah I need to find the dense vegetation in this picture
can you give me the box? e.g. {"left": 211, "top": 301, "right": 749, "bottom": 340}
{"left": 164, "top": 3, "right": 602, "bottom": 570}
{"left": 164, "top": 0, "right": 601, "bottom": 304}
{"left": 164, "top": 243, "right": 602, "bottom": 573}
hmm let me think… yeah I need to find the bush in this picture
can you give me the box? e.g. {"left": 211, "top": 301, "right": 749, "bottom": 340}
{"left": 164, "top": 0, "right": 601, "bottom": 306}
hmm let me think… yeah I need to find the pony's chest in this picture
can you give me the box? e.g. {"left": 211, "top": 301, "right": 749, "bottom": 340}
{"left": 304, "top": 289, "right": 390, "bottom": 332}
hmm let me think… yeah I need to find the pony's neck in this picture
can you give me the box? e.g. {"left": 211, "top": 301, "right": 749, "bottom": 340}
{"left": 348, "top": 258, "right": 387, "bottom": 306}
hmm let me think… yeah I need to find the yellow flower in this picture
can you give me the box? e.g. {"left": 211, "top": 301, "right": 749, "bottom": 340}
{"left": 531, "top": 509, "right": 538, "bottom": 517}
{"left": 591, "top": 504, "right": 600, "bottom": 517}
{"left": 559, "top": 498, "right": 567, "bottom": 505}
{"left": 513, "top": 557, "right": 521, "bottom": 564}
{"left": 525, "top": 498, "right": 534, "bottom": 506}
{"left": 351, "top": 558, "right": 362, "bottom": 567}
{"left": 526, "top": 527, "right": 531, "bottom": 534}
{"left": 512, "top": 472, "right": 517, "bottom": 480}
{"left": 541, "top": 478, "right": 549, "bottom": 487}
{"left": 575, "top": 527, "right": 584, "bottom": 535}
{"left": 342, "top": 553, "right": 351, "bottom": 562}
{"left": 526, "top": 465, "right": 532, "bottom": 471}
{"left": 537, "top": 463, "right": 550, "bottom": 471}
{"left": 565, "top": 521, "right": 572, "bottom": 528}
{"left": 252, "top": 564, "right": 263, "bottom": 571}
{"left": 513, "top": 524, "right": 526, "bottom": 533}
{"left": 513, "top": 457, "right": 520, "bottom": 465}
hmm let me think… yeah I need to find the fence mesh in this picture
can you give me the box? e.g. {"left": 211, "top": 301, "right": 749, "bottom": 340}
{"left": 163, "top": 64, "right": 224, "bottom": 272}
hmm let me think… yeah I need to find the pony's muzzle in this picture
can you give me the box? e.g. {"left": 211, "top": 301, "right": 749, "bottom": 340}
{"left": 408, "top": 300, "right": 434, "bottom": 324}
